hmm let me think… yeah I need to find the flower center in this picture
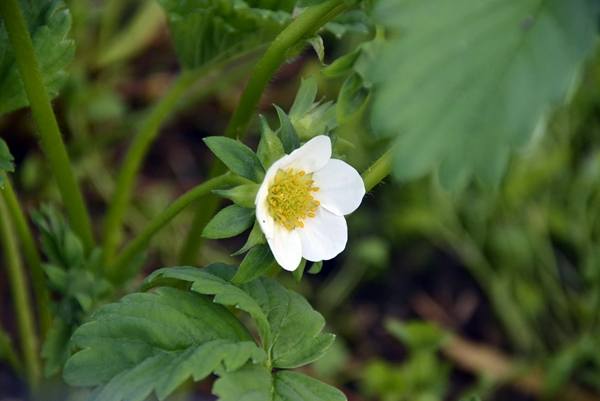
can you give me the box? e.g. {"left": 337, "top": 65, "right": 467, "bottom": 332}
{"left": 267, "top": 168, "right": 320, "bottom": 231}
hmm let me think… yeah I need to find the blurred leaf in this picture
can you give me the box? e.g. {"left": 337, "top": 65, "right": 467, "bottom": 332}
{"left": 41, "top": 318, "right": 74, "bottom": 377}
{"left": 337, "top": 72, "right": 370, "bottom": 124}
{"left": 306, "top": 35, "right": 325, "bottom": 64}
{"left": 368, "top": 0, "right": 598, "bottom": 186}
{"left": 63, "top": 287, "right": 264, "bottom": 401}
{"left": 204, "top": 136, "right": 265, "bottom": 183}
{"left": 321, "top": 49, "right": 361, "bottom": 78}
{"left": 385, "top": 319, "right": 448, "bottom": 350}
{"left": 0, "top": 139, "right": 14, "bottom": 188}
{"left": 0, "top": 0, "right": 75, "bottom": 113}
{"left": 287, "top": 77, "right": 337, "bottom": 141}
{"left": 203, "top": 204, "right": 255, "bottom": 239}
{"left": 142, "top": 265, "right": 335, "bottom": 369}
{"left": 158, "top": 0, "right": 292, "bottom": 70}
{"left": 232, "top": 243, "right": 275, "bottom": 284}
{"left": 213, "top": 363, "right": 347, "bottom": 401}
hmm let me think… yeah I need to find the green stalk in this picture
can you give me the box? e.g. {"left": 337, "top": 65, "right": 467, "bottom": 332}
{"left": 1, "top": 175, "right": 51, "bottom": 337}
{"left": 109, "top": 173, "right": 249, "bottom": 283}
{"left": 179, "top": 0, "right": 349, "bottom": 265}
{"left": 0, "top": 0, "right": 95, "bottom": 253}
{"left": 361, "top": 147, "right": 392, "bottom": 192}
{"left": 0, "top": 196, "right": 41, "bottom": 386}
{"left": 102, "top": 69, "right": 208, "bottom": 266}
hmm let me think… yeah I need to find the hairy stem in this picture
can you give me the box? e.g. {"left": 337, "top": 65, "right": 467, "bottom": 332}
{"left": 179, "top": 0, "right": 349, "bottom": 265}
{"left": 0, "top": 196, "right": 41, "bottom": 386}
{"left": 1, "top": 175, "right": 51, "bottom": 337}
{"left": 361, "top": 146, "right": 392, "bottom": 192}
{"left": 109, "top": 173, "right": 249, "bottom": 283}
{"left": 0, "top": 0, "right": 95, "bottom": 252}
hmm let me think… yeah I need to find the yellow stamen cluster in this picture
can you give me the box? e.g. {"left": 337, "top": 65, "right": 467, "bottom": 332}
{"left": 267, "top": 168, "right": 320, "bottom": 231}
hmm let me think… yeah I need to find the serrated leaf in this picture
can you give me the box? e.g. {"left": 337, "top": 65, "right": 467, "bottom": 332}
{"left": 231, "top": 243, "right": 275, "bottom": 284}
{"left": 368, "top": 0, "right": 598, "bottom": 186}
{"left": 257, "top": 115, "right": 285, "bottom": 170}
{"left": 213, "top": 183, "right": 260, "bottom": 208}
{"left": 63, "top": 287, "right": 264, "bottom": 401}
{"left": 213, "top": 363, "right": 347, "bottom": 401}
{"left": 0, "top": 0, "right": 75, "bottom": 113}
{"left": 203, "top": 204, "right": 255, "bottom": 239}
{"left": 142, "top": 265, "right": 335, "bottom": 369}
{"left": 337, "top": 72, "right": 370, "bottom": 124}
{"left": 0, "top": 139, "right": 14, "bottom": 188}
{"left": 204, "top": 136, "right": 265, "bottom": 183}
{"left": 159, "top": 0, "right": 293, "bottom": 70}
{"left": 275, "top": 105, "right": 300, "bottom": 153}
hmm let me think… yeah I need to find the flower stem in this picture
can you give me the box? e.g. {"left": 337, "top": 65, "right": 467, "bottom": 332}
{"left": 361, "top": 146, "right": 393, "bottom": 192}
{"left": 1, "top": 175, "right": 52, "bottom": 337}
{"left": 102, "top": 68, "right": 208, "bottom": 268}
{"left": 179, "top": 0, "right": 349, "bottom": 265}
{"left": 0, "top": 0, "right": 95, "bottom": 253}
{"left": 108, "top": 173, "right": 249, "bottom": 283}
{"left": 0, "top": 195, "right": 41, "bottom": 387}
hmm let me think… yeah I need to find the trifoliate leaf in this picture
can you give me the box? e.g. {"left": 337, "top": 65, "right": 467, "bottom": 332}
{"left": 63, "top": 287, "right": 264, "bottom": 401}
{"left": 213, "top": 363, "right": 347, "bottom": 401}
{"left": 0, "top": 0, "right": 74, "bottom": 113}
{"left": 142, "top": 265, "right": 335, "bottom": 369}
{"left": 158, "top": 0, "right": 293, "bottom": 70}
{"left": 368, "top": 0, "right": 599, "bottom": 186}
{"left": 0, "top": 139, "right": 14, "bottom": 188}
{"left": 232, "top": 243, "right": 275, "bottom": 284}
{"left": 204, "top": 136, "right": 265, "bottom": 183}
{"left": 203, "top": 204, "right": 255, "bottom": 239}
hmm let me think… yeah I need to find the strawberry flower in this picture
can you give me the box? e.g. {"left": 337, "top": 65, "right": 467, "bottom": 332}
{"left": 255, "top": 135, "right": 365, "bottom": 271}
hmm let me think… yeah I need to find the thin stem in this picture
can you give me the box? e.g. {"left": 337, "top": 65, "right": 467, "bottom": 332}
{"left": 1, "top": 175, "right": 51, "bottom": 337}
{"left": 0, "top": 196, "right": 41, "bottom": 386}
{"left": 102, "top": 68, "right": 208, "bottom": 267}
{"left": 0, "top": 0, "right": 95, "bottom": 253}
{"left": 179, "top": 0, "right": 349, "bottom": 265}
{"left": 109, "top": 173, "right": 249, "bottom": 283}
{"left": 361, "top": 147, "right": 393, "bottom": 192}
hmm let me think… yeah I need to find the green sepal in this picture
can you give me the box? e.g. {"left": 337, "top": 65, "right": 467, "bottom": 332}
{"left": 231, "top": 243, "right": 275, "bottom": 284}
{"left": 306, "top": 35, "right": 325, "bottom": 65}
{"left": 213, "top": 183, "right": 259, "bottom": 208}
{"left": 321, "top": 48, "right": 362, "bottom": 78}
{"left": 288, "top": 76, "right": 337, "bottom": 141}
{"left": 0, "top": 139, "right": 15, "bottom": 188}
{"left": 213, "top": 363, "right": 347, "bottom": 401}
{"left": 292, "top": 258, "right": 307, "bottom": 283}
{"left": 337, "top": 72, "right": 370, "bottom": 124}
{"left": 202, "top": 205, "right": 255, "bottom": 239}
{"left": 257, "top": 115, "right": 285, "bottom": 170}
{"left": 275, "top": 105, "right": 300, "bottom": 153}
{"left": 232, "top": 221, "right": 266, "bottom": 256}
{"left": 308, "top": 260, "right": 323, "bottom": 274}
{"left": 289, "top": 76, "right": 318, "bottom": 118}
{"left": 204, "top": 136, "right": 265, "bottom": 183}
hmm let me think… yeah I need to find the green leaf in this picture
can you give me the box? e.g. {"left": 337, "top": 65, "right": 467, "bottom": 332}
{"left": 289, "top": 76, "right": 319, "bottom": 119}
{"left": 257, "top": 115, "right": 285, "bottom": 170}
{"left": 308, "top": 260, "right": 323, "bottom": 274}
{"left": 63, "top": 287, "right": 265, "bottom": 401}
{"left": 232, "top": 243, "right": 275, "bottom": 284}
{"left": 213, "top": 363, "right": 347, "bottom": 401}
{"left": 275, "top": 105, "right": 300, "bottom": 153}
{"left": 321, "top": 49, "right": 361, "bottom": 78}
{"left": 158, "top": 0, "right": 292, "bottom": 70}
{"left": 232, "top": 221, "right": 266, "bottom": 256}
{"left": 337, "top": 72, "right": 370, "bottom": 124}
{"left": 292, "top": 258, "right": 307, "bottom": 284}
{"left": 0, "top": 139, "right": 14, "bottom": 188}
{"left": 203, "top": 204, "right": 255, "bottom": 239}
{"left": 287, "top": 78, "right": 337, "bottom": 141}
{"left": 0, "top": 0, "right": 75, "bottom": 113}
{"left": 213, "top": 183, "right": 260, "bottom": 208}
{"left": 142, "top": 265, "right": 335, "bottom": 369}
{"left": 42, "top": 318, "right": 75, "bottom": 377}
{"left": 368, "top": 0, "right": 599, "bottom": 186}
{"left": 306, "top": 35, "right": 325, "bottom": 65}
{"left": 204, "top": 136, "right": 265, "bottom": 183}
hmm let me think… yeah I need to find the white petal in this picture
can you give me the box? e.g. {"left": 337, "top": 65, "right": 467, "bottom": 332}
{"left": 255, "top": 158, "right": 285, "bottom": 239}
{"left": 268, "top": 225, "right": 303, "bottom": 271}
{"left": 279, "top": 135, "right": 331, "bottom": 174}
{"left": 297, "top": 208, "right": 347, "bottom": 262}
{"left": 313, "top": 159, "right": 365, "bottom": 216}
